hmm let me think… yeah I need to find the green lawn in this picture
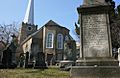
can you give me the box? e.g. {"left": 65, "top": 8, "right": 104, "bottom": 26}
{"left": 0, "top": 68, "right": 70, "bottom": 78}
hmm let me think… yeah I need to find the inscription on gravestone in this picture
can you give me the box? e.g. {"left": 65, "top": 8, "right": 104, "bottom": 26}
{"left": 82, "top": 14, "right": 110, "bottom": 57}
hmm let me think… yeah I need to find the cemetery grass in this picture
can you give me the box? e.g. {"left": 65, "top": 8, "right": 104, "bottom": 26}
{"left": 0, "top": 67, "right": 69, "bottom": 78}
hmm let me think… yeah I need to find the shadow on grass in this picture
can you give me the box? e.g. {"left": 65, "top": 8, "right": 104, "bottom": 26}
{"left": 25, "top": 69, "right": 44, "bottom": 73}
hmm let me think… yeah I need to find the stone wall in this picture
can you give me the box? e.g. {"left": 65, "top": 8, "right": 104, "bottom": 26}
{"left": 44, "top": 24, "right": 70, "bottom": 63}
{"left": 22, "top": 38, "right": 32, "bottom": 54}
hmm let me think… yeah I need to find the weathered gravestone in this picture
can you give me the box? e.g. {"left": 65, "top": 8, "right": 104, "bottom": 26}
{"left": 23, "top": 51, "right": 47, "bottom": 69}
{"left": 34, "top": 52, "right": 47, "bottom": 69}
{"left": 59, "top": 40, "right": 76, "bottom": 71}
{"left": 24, "top": 51, "right": 30, "bottom": 68}
{"left": 70, "top": 0, "right": 120, "bottom": 78}
{"left": 2, "top": 42, "right": 17, "bottom": 68}
{"left": 2, "top": 47, "right": 12, "bottom": 68}
{"left": 64, "top": 40, "right": 76, "bottom": 61}
{"left": 19, "top": 53, "right": 25, "bottom": 67}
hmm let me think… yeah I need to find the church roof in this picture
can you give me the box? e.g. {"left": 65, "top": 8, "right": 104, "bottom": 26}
{"left": 21, "top": 20, "right": 70, "bottom": 45}
{"left": 45, "top": 20, "right": 60, "bottom": 26}
{"left": 44, "top": 20, "right": 69, "bottom": 31}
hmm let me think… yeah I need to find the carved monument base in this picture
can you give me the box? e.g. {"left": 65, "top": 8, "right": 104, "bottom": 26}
{"left": 76, "top": 57, "right": 119, "bottom": 66}
{"left": 70, "top": 66, "right": 120, "bottom": 78}
{"left": 71, "top": 58, "right": 119, "bottom": 78}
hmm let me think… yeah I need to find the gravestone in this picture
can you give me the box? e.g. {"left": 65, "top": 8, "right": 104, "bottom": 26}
{"left": 24, "top": 52, "right": 29, "bottom": 68}
{"left": 59, "top": 41, "right": 76, "bottom": 70}
{"left": 2, "top": 48, "right": 12, "bottom": 68}
{"left": 19, "top": 54, "right": 25, "bottom": 67}
{"left": 70, "top": 0, "right": 120, "bottom": 78}
{"left": 2, "top": 43, "right": 17, "bottom": 69}
{"left": 64, "top": 40, "right": 76, "bottom": 61}
{"left": 1, "top": 34, "right": 17, "bottom": 69}
{"left": 34, "top": 52, "right": 47, "bottom": 69}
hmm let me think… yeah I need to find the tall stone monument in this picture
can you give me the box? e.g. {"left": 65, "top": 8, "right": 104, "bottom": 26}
{"left": 71, "top": 0, "right": 120, "bottom": 78}
{"left": 77, "top": 0, "right": 118, "bottom": 66}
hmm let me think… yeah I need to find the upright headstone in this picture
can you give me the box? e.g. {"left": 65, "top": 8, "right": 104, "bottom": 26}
{"left": 2, "top": 49, "right": 12, "bottom": 68}
{"left": 64, "top": 40, "right": 76, "bottom": 61}
{"left": 34, "top": 52, "right": 47, "bottom": 69}
{"left": 71, "top": 0, "right": 120, "bottom": 78}
{"left": 2, "top": 40, "right": 17, "bottom": 68}
{"left": 24, "top": 52, "right": 29, "bottom": 68}
{"left": 19, "top": 54, "right": 25, "bottom": 67}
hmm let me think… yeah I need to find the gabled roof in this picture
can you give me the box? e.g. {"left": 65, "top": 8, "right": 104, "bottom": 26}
{"left": 44, "top": 20, "right": 69, "bottom": 31}
{"left": 45, "top": 20, "right": 60, "bottom": 26}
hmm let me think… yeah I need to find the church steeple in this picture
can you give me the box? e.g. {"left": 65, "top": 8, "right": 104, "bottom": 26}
{"left": 18, "top": 0, "right": 37, "bottom": 44}
{"left": 23, "top": 0, "right": 34, "bottom": 25}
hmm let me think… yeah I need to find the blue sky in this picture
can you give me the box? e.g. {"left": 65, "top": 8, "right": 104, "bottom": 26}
{"left": 0, "top": 0, "right": 119, "bottom": 41}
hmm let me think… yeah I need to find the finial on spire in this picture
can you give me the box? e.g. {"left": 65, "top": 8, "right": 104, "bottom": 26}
{"left": 23, "top": 0, "right": 34, "bottom": 25}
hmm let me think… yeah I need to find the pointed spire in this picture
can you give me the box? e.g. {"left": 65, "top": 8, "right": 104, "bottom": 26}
{"left": 23, "top": 0, "right": 34, "bottom": 25}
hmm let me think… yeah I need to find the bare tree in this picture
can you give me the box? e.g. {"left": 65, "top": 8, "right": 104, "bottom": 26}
{"left": 0, "top": 22, "right": 19, "bottom": 45}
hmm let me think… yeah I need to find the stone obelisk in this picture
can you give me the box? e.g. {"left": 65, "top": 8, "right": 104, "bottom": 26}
{"left": 76, "top": 0, "right": 118, "bottom": 66}
{"left": 71, "top": 0, "right": 120, "bottom": 78}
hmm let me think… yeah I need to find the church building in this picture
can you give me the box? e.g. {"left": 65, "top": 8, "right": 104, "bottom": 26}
{"left": 18, "top": 0, "right": 76, "bottom": 65}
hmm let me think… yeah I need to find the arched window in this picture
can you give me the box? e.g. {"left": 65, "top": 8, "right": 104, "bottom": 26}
{"left": 57, "top": 34, "right": 63, "bottom": 49}
{"left": 46, "top": 32, "right": 54, "bottom": 48}
{"left": 65, "top": 35, "right": 69, "bottom": 41}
